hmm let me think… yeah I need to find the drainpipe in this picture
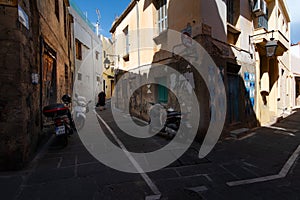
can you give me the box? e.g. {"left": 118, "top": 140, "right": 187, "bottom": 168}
{"left": 136, "top": 1, "right": 141, "bottom": 68}
{"left": 91, "top": 33, "right": 96, "bottom": 102}
{"left": 135, "top": 0, "right": 142, "bottom": 116}
{"left": 39, "top": 36, "right": 44, "bottom": 130}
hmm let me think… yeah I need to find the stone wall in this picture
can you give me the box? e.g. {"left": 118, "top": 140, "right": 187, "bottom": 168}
{"left": 0, "top": 0, "right": 73, "bottom": 170}
{"left": 0, "top": 1, "right": 41, "bottom": 170}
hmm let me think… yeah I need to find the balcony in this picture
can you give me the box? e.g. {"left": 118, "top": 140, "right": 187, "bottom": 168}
{"left": 251, "top": 30, "right": 289, "bottom": 57}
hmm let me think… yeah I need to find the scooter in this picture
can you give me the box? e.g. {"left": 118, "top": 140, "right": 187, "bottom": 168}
{"left": 149, "top": 103, "right": 192, "bottom": 139}
{"left": 165, "top": 110, "right": 192, "bottom": 139}
{"left": 164, "top": 108, "right": 182, "bottom": 138}
{"left": 43, "top": 94, "right": 75, "bottom": 146}
{"left": 73, "top": 94, "right": 92, "bottom": 130}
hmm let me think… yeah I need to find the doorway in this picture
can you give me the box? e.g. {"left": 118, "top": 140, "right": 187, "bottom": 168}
{"left": 42, "top": 51, "right": 57, "bottom": 107}
{"left": 227, "top": 74, "right": 240, "bottom": 124}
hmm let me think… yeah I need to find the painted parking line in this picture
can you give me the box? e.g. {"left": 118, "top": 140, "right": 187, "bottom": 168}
{"left": 264, "top": 126, "right": 298, "bottom": 133}
{"left": 185, "top": 186, "right": 208, "bottom": 193}
{"left": 227, "top": 145, "right": 300, "bottom": 186}
{"left": 145, "top": 194, "right": 162, "bottom": 200}
{"left": 274, "top": 130, "right": 295, "bottom": 137}
{"left": 56, "top": 157, "right": 63, "bottom": 168}
{"left": 95, "top": 111, "right": 161, "bottom": 200}
{"left": 238, "top": 132, "right": 257, "bottom": 140}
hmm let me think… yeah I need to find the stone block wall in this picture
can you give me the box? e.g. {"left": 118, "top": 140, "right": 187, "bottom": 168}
{"left": 0, "top": 1, "right": 41, "bottom": 170}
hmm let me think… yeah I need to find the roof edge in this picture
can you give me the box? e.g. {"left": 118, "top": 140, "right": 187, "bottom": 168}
{"left": 110, "top": 0, "right": 139, "bottom": 33}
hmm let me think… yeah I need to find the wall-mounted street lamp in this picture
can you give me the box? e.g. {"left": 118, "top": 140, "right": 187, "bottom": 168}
{"left": 103, "top": 57, "right": 111, "bottom": 69}
{"left": 249, "top": 30, "right": 279, "bottom": 58}
{"left": 103, "top": 54, "right": 120, "bottom": 69}
{"left": 265, "top": 30, "right": 278, "bottom": 57}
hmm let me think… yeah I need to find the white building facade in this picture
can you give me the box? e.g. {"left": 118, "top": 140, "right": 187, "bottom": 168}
{"left": 291, "top": 43, "right": 300, "bottom": 107}
{"left": 70, "top": 3, "right": 103, "bottom": 102}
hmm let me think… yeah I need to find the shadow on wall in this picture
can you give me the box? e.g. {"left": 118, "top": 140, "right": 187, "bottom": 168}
{"left": 114, "top": 0, "right": 260, "bottom": 142}
{"left": 149, "top": 0, "right": 259, "bottom": 140}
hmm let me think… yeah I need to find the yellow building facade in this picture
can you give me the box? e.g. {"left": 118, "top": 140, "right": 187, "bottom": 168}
{"left": 101, "top": 35, "right": 115, "bottom": 99}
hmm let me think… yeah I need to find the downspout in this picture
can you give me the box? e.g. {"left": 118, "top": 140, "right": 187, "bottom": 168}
{"left": 136, "top": 0, "right": 141, "bottom": 68}
{"left": 91, "top": 34, "right": 96, "bottom": 101}
{"left": 39, "top": 36, "right": 44, "bottom": 130}
{"left": 136, "top": 0, "right": 142, "bottom": 116}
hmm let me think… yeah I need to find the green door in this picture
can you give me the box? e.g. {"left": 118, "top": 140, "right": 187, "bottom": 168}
{"left": 157, "top": 77, "right": 168, "bottom": 103}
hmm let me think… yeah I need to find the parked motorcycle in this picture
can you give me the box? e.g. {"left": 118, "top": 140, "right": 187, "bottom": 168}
{"left": 72, "top": 94, "right": 92, "bottom": 130}
{"left": 43, "top": 94, "right": 75, "bottom": 146}
{"left": 149, "top": 103, "right": 192, "bottom": 139}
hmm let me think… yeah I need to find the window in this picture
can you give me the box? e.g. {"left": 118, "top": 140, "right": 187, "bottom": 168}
{"left": 157, "top": 0, "right": 168, "bottom": 33}
{"left": 97, "top": 76, "right": 101, "bottom": 82}
{"left": 55, "top": 0, "right": 59, "bottom": 21}
{"left": 96, "top": 51, "right": 99, "bottom": 60}
{"left": 78, "top": 73, "right": 82, "bottom": 81}
{"left": 227, "top": 0, "right": 234, "bottom": 24}
{"left": 75, "top": 39, "right": 82, "bottom": 60}
{"left": 123, "top": 26, "right": 129, "bottom": 55}
{"left": 258, "top": 13, "right": 268, "bottom": 30}
{"left": 227, "top": 0, "right": 240, "bottom": 25}
{"left": 257, "top": 4, "right": 268, "bottom": 30}
{"left": 123, "top": 26, "right": 129, "bottom": 61}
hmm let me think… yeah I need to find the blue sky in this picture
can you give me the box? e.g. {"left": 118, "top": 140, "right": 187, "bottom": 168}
{"left": 71, "top": 0, "right": 131, "bottom": 37}
{"left": 286, "top": 0, "right": 300, "bottom": 44}
{"left": 72, "top": 0, "right": 300, "bottom": 43}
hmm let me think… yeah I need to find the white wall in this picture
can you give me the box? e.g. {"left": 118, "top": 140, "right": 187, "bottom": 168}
{"left": 291, "top": 44, "right": 300, "bottom": 74}
{"left": 70, "top": 7, "right": 103, "bottom": 102}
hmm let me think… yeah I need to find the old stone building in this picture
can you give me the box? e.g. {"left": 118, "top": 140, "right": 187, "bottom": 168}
{"left": 0, "top": 0, "right": 74, "bottom": 169}
{"left": 110, "top": 0, "right": 291, "bottom": 140}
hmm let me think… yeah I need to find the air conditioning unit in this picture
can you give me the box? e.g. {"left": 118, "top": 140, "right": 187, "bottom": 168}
{"left": 253, "top": 0, "right": 267, "bottom": 16}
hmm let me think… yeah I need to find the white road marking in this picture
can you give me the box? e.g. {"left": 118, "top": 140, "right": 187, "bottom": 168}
{"left": 145, "top": 194, "right": 161, "bottom": 200}
{"left": 95, "top": 112, "right": 161, "bottom": 199}
{"left": 132, "top": 116, "right": 149, "bottom": 125}
{"left": 274, "top": 130, "right": 295, "bottom": 137}
{"left": 227, "top": 145, "right": 300, "bottom": 186}
{"left": 264, "top": 126, "right": 298, "bottom": 133}
{"left": 57, "top": 157, "right": 63, "bottom": 168}
{"left": 203, "top": 174, "right": 213, "bottom": 182}
{"left": 74, "top": 155, "right": 78, "bottom": 177}
{"left": 185, "top": 186, "right": 208, "bottom": 193}
{"left": 238, "top": 132, "right": 257, "bottom": 140}
{"left": 279, "top": 145, "right": 300, "bottom": 176}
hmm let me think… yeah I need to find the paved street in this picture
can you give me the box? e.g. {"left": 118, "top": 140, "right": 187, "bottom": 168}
{"left": 2, "top": 104, "right": 300, "bottom": 200}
